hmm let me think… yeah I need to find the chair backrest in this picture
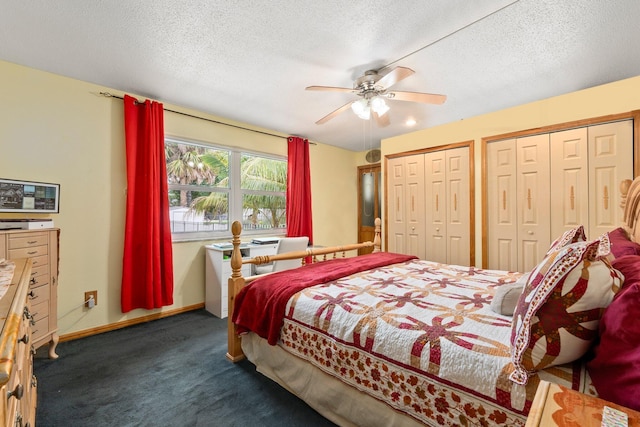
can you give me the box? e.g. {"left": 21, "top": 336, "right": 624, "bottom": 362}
{"left": 272, "top": 236, "right": 309, "bottom": 272}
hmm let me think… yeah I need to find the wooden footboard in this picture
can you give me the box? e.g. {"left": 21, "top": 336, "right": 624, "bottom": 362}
{"left": 227, "top": 218, "right": 381, "bottom": 362}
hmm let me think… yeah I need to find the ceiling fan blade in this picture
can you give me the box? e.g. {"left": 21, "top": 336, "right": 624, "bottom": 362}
{"left": 373, "top": 111, "right": 390, "bottom": 128}
{"left": 306, "top": 85, "right": 356, "bottom": 93}
{"left": 315, "top": 101, "right": 354, "bottom": 125}
{"left": 388, "top": 91, "right": 447, "bottom": 104}
{"left": 375, "top": 66, "right": 415, "bottom": 89}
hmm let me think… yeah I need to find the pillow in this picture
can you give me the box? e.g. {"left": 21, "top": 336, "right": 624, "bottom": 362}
{"left": 509, "top": 240, "right": 623, "bottom": 385}
{"left": 608, "top": 227, "right": 640, "bottom": 258}
{"left": 490, "top": 272, "right": 530, "bottom": 316}
{"left": 611, "top": 254, "right": 640, "bottom": 288}
{"left": 587, "top": 278, "right": 640, "bottom": 411}
{"left": 547, "top": 226, "right": 587, "bottom": 254}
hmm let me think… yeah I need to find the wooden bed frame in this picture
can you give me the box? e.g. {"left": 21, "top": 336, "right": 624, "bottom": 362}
{"left": 621, "top": 177, "right": 640, "bottom": 242}
{"left": 226, "top": 218, "right": 382, "bottom": 362}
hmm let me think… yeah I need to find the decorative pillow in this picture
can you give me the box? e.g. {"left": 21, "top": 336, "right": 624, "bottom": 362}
{"left": 509, "top": 240, "right": 623, "bottom": 385}
{"left": 587, "top": 259, "right": 640, "bottom": 411}
{"left": 547, "top": 226, "right": 587, "bottom": 254}
{"left": 490, "top": 272, "right": 530, "bottom": 316}
{"left": 608, "top": 227, "right": 640, "bottom": 258}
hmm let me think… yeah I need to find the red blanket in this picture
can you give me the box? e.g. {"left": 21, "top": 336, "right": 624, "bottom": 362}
{"left": 232, "top": 252, "right": 417, "bottom": 345}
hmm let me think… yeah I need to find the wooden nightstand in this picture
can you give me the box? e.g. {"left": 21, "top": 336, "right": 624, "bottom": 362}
{"left": 526, "top": 380, "right": 640, "bottom": 426}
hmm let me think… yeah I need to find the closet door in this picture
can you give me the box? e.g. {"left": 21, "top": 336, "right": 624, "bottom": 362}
{"left": 387, "top": 157, "right": 407, "bottom": 253}
{"left": 588, "top": 120, "right": 634, "bottom": 238}
{"left": 486, "top": 139, "right": 518, "bottom": 271}
{"left": 445, "top": 147, "right": 470, "bottom": 266}
{"left": 517, "top": 134, "right": 551, "bottom": 273}
{"left": 387, "top": 155, "right": 425, "bottom": 257}
{"left": 550, "top": 128, "right": 588, "bottom": 240}
{"left": 405, "top": 155, "right": 426, "bottom": 258}
{"left": 425, "top": 150, "right": 446, "bottom": 263}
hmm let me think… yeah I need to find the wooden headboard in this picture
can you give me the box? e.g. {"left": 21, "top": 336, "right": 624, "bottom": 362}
{"left": 621, "top": 177, "right": 640, "bottom": 242}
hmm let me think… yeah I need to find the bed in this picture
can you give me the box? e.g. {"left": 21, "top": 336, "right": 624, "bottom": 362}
{"left": 225, "top": 178, "right": 640, "bottom": 426}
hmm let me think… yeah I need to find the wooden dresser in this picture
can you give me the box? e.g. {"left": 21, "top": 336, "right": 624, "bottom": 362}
{"left": 0, "top": 259, "right": 37, "bottom": 427}
{"left": 526, "top": 380, "right": 640, "bottom": 426}
{"left": 0, "top": 229, "right": 59, "bottom": 358}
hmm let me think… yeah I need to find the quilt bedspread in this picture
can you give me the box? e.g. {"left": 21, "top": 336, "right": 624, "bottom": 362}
{"left": 279, "top": 259, "right": 589, "bottom": 426}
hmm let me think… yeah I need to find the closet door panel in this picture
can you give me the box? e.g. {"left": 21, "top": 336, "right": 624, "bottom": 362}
{"left": 446, "top": 147, "right": 470, "bottom": 266}
{"left": 425, "top": 151, "right": 446, "bottom": 262}
{"left": 406, "top": 155, "right": 426, "bottom": 259}
{"left": 550, "top": 128, "right": 588, "bottom": 240}
{"left": 486, "top": 139, "right": 517, "bottom": 271}
{"left": 588, "top": 120, "right": 634, "bottom": 237}
{"left": 591, "top": 166, "right": 618, "bottom": 233}
{"left": 387, "top": 157, "right": 406, "bottom": 253}
{"left": 517, "top": 134, "right": 550, "bottom": 272}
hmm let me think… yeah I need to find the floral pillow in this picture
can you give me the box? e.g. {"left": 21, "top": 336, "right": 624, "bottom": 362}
{"left": 546, "top": 226, "right": 587, "bottom": 255}
{"left": 509, "top": 240, "right": 623, "bottom": 385}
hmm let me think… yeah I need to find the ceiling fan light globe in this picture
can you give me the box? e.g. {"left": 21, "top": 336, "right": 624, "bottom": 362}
{"left": 357, "top": 106, "right": 371, "bottom": 120}
{"left": 374, "top": 102, "right": 390, "bottom": 116}
{"left": 370, "top": 96, "right": 386, "bottom": 111}
{"left": 351, "top": 98, "right": 367, "bottom": 115}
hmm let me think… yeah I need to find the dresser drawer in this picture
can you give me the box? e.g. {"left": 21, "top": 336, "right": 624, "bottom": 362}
{"left": 30, "top": 288, "right": 50, "bottom": 311}
{"left": 32, "top": 315, "right": 50, "bottom": 342}
{"left": 30, "top": 262, "right": 50, "bottom": 280}
{"left": 8, "top": 233, "right": 49, "bottom": 249}
{"left": 9, "top": 245, "right": 49, "bottom": 259}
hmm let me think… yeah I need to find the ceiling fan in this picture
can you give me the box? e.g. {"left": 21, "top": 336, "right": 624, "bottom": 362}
{"left": 306, "top": 66, "right": 446, "bottom": 126}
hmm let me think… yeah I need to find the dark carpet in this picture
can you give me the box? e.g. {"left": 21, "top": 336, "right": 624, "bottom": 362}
{"left": 34, "top": 309, "right": 337, "bottom": 427}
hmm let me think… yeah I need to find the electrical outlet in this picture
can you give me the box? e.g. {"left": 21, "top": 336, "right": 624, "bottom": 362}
{"left": 85, "top": 291, "right": 98, "bottom": 308}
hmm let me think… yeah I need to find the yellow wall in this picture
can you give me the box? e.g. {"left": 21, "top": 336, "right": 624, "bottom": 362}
{"left": 382, "top": 75, "right": 640, "bottom": 266}
{"left": 0, "top": 60, "right": 360, "bottom": 337}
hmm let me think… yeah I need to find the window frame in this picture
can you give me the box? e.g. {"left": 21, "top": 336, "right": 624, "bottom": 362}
{"left": 166, "top": 137, "right": 287, "bottom": 242}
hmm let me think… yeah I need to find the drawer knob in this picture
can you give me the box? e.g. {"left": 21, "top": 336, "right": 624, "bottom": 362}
{"left": 19, "top": 334, "right": 29, "bottom": 344}
{"left": 7, "top": 383, "right": 23, "bottom": 400}
{"left": 30, "top": 277, "right": 37, "bottom": 285}
{"left": 23, "top": 307, "right": 35, "bottom": 326}
{"left": 28, "top": 290, "right": 35, "bottom": 299}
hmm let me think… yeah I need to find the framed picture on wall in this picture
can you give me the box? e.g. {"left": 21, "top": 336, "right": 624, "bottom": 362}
{"left": 0, "top": 178, "right": 60, "bottom": 213}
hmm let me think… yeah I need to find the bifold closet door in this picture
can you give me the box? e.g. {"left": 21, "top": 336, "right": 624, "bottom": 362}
{"left": 445, "top": 147, "right": 470, "bottom": 266}
{"left": 387, "top": 156, "right": 407, "bottom": 254}
{"left": 550, "top": 128, "right": 589, "bottom": 240}
{"left": 425, "top": 147, "right": 470, "bottom": 265}
{"left": 516, "top": 134, "right": 551, "bottom": 273}
{"left": 425, "top": 150, "right": 446, "bottom": 263}
{"left": 387, "top": 155, "right": 426, "bottom": 258}
{"left": 486, "top": 139, "right": 518, "bottom": 271}
{"left": 587, "top": 120, "right": 633, "bottom": 238}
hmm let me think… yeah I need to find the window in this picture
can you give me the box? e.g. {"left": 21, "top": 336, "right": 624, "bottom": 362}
{"left": 165, "top": 138, "right": 287, "bottom": 240}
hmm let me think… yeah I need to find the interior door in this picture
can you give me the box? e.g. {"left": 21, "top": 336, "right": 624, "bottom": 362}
{"left": 358, "top": 164, "right": 381, "bottom": 255}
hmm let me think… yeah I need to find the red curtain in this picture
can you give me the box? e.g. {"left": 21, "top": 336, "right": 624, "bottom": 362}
{"left": 121, "top": 95, "right": 174, "bottom": 313}
{"left": 286, "top": 137, "right": 313, "bottom": 245}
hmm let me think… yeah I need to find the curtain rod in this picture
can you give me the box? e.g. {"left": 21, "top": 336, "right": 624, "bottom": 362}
{"left": 99, "top": 91, "right": 314, "bottom": 144}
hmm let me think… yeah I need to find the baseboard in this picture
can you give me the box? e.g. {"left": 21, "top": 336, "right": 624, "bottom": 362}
{"left": 59, "top": 303, "right": 206, "bottom": 342}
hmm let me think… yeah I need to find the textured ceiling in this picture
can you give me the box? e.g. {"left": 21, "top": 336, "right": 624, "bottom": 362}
{"left": 1, "top": 1, "right": 640, "bottom": 151}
